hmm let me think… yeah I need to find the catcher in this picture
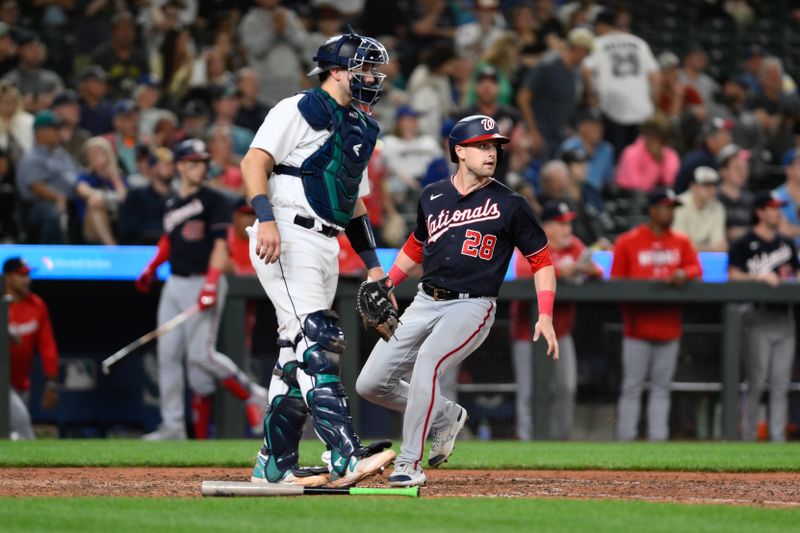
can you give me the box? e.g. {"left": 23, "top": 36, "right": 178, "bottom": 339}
{"left": 357, "top": 114, "right": 558, "bottom": 487}
{"left": 241, "top": 31, "right": 397, "bottom": 487}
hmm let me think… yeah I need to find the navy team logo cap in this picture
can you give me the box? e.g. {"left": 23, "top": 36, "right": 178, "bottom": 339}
{"left": 2, "top": 256, "right": 33, "bottom": 275}
{"left": 648, "top": 188, "right": 682, "bottom": 207}
{"left": 541, "top": 201, "right": 577, "bottom": 223}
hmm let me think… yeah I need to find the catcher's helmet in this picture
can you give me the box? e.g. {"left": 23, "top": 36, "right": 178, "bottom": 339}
{"left": 448, "top": 114, "right": 510, "bottom": 163}
{"left": 174, "top": 138, "right": 210, "bottom": 162}
{"left": 307, "top": 31, "right": 389, "bottom": 108}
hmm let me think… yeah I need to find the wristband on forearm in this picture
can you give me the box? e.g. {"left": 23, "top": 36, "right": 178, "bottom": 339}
{"left": 204, "top": 267, "right": 222, "bottom": 287}
{"left": 388, "top": 265, "right": 408, "bottom": 286}
{"left": 251, "top": 194, "right": 275, "bottom": 222}
{"left": 537, "top": 290, "right": 555, "bottom": 317}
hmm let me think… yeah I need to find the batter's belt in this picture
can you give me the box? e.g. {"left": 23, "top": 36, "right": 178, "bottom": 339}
{"left": 422, "top": 282, "right": 485, "bottom": 301}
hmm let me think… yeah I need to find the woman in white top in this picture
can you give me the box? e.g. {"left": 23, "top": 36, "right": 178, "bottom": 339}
{"left": 0, "top": 81, "right": 34, "bottom": 166}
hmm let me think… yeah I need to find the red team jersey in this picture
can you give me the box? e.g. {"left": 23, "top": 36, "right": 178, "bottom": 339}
{"left": 511, "top": 236, "right": 588, "bottom": 340}
{"left": 611, "top": 224, "right": 702, "bottom": 341}
{"left": 7, "top": 293, "right": 59, "bottom": 391}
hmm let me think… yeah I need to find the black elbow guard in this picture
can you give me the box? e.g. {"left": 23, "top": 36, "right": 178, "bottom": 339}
{"left": 345, "top": 214, "right": 380, "bottom": 269}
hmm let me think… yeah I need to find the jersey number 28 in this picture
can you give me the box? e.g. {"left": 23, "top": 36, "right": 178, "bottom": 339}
{"left": 461, "top": 230, "right": 497, "bottom": 260}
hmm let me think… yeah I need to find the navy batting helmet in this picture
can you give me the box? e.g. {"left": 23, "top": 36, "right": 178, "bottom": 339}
{"left": 174, "top": 138, "right": 210, "bottom": 162}
{"left": 307, "top": 30, "right": 389, "bottom": 108}
{"left": 448, "top": 114, "right": 510, "bottom": 163}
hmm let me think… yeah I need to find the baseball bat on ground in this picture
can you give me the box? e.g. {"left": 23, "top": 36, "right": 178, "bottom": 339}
{"left": 200, "top": 480, "right": 419, "bottom": 498}
{"left": 101, "top": 304, "right": 200, "bottom": 375}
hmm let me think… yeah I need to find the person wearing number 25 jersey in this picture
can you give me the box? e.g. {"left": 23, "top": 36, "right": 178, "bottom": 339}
{"left": 357, "top": 114, "right": 558, "bottom": 487}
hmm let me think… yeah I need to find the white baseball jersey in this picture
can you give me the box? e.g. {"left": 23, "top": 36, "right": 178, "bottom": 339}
{"left": 585, "top": 31, "right": 659, "bottom": 125}
{"left": 250, "top": 94, "right": 370, "bottom": 228}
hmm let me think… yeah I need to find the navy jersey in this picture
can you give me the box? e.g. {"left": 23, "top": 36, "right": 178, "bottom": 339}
{"left": 163, "top": 186, "right": 232, "bottom": 275}
{"left": 729, "top": 230, "right": 800, "bottom": 278}
{"left": 413, "top": 177, "right": 548, "bottom": 296}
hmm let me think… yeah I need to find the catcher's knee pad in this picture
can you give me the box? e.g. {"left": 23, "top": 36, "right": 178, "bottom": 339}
{"left": 301, "top": 309, "right": 346, "bottom": 379}
{"left": 262, "top": 385, "right": 308, "bottom": 482}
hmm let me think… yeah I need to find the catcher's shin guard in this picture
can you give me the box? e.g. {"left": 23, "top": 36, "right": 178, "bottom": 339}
{"left": 300, "top": 310, "right": 363, "bottom": 476}
{"left": 260, "top": 361, "right": 308, "bottom": 482}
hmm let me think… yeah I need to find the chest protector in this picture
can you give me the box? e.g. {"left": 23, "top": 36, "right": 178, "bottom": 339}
{"left": 296, "top": 88, "right": 379, "bottom": 227}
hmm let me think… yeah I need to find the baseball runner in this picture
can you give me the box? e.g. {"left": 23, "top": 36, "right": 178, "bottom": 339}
{"left": 611, "top": 189, "right": 702, "bottom": 441}
{"left": 135, "top": 139, "right": 267, "bottom": 440}
{"left": 3, "top": 257, "right": 59, "bottom": 440}
{"left": 241, "top": 31, "right": 396, "bottom": 488}
{"left": 728, "top": 191, "right": 799, "bottom": 442}
{"left": 356, "top": 114, "right": 559, "bottom": 487}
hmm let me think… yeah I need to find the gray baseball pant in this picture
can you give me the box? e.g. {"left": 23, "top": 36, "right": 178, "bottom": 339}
{"left": 10, "top": 388, "right": 34, "bottom": 440}
{"left": 156, "top": 275, "right": 248, "bottom": 431}
{"left": 616, "top": 337, "right": 679, "bottom": 441}
{"left": 513, "top": 334, "right": 577, "bottom": 440}
{"left": 742, "top": 307, "right": 796, "bottom": 442}
{"left": 357, "top": 289, "right": 496, "bottom": 466}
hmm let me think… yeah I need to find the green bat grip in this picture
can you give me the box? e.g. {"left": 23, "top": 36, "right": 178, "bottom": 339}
{"left": 349, "top": 486, "right": 419, "bottom": 497}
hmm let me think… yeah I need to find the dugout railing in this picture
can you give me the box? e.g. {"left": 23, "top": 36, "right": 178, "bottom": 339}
{"left": 204, "top": 277, "right": 800, "bottom": 442}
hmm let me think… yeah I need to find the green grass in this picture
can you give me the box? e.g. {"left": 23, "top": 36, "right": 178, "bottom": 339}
{"left": 1, "top": 497, "right": 798, "bottom": 533}
{"left": 1, "top": 440, "right": 799, "bottom": 471}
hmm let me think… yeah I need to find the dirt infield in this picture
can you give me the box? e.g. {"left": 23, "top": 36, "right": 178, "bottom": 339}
{"left": 2, "top": 468, "right": 799, "bottom": 507}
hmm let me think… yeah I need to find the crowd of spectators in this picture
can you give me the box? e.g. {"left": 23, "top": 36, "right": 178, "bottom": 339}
{"left": 0, "top": 0, "right": 800, "bottom": 250}
{"left": 0, "top": 0, "right": 797, "bottom": 256}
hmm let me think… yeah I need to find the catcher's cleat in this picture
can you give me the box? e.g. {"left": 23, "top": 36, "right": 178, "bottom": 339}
{"left": 251, "top": 453, "right": 330, "bottom": 487}
{"left": 428, "top": 406, "right": 467, "bottom": 468}
{"left": 328, "top": 449, "right": 397, "bottom": 488}
{"left": 388, "top": 462, "right": 426, "bottom": 487}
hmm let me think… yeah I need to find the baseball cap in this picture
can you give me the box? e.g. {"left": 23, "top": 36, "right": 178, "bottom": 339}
{"left": 567, "top": 27, "right": 595, "bottom": 51}
{"left": 16, "top": 30, "right": 41, "bottom": 47}
{"left": 136, "top": 73, "right": 161, "bottom": 87}
{"left": 51, "top": 89, "right": 79, "bottom": 108}
{"left": 594, "top": 9, "right": 617, "bottom": 27}
{"left": 78, "top": 64, "right": 107, "bottom": 83}
{"left": 33, "top": 109, "right": 63, "bottom": 129}
{"left": 476, "top": 64, "right": 499, "bottom": 81}
{"left": 2, "top": 257, "right": 32, "bottom": 275}
{"left": 743, "top": 43, "right": 767, "bottom": 60}
{"left": 182, "top": 99, "right": 210, "bottom": 119}
{"left": 782, "top": 148, "right": 800, "bottom": 167}
{"left": 648, "top": 188, "right": 682, "bottom": 207}
{"left": 174, "top": 138, "right": 211, "bottom": 162}
{"left": 562, "top": 148, "right": 588, "bottom": 165}
{"left": 658, "top": 51, "right": 680, "bottom": 69}
{"left": 574, "top": 107, "right": 601, "bottom": 125}
{"left": 693, "top": 166, "right": 720, "bottom": 185}
{"left": 112, "top": 99, "right": 137, "bottom": 117}
{"left": 396, "top": 105, "right": 421, "bottom": 119}
{"left": 701, "top": 117, "right": 735, "bottom": 139}
{"left": 753, "top": 191, "right": 787, "bottom": 210}
{"left": 211, "top": 84, "right": 239, "bottom": 100}
{"left": 717, "top": 144, "right": 750, "bottom": 166}
{"left": 541, "top": 201, "right": 576, "bottom": 223}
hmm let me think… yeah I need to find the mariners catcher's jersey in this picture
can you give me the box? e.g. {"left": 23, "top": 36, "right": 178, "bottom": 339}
{"left": 163, "top": 186, "right": 232, "bottom": 275}
{"left": 250, "top": 93, "right": 370, "bottom": 228}
{"left": 413, "top": 177, "right": 548, "bottom": 297}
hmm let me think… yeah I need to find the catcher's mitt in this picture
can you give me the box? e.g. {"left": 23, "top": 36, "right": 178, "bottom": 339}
{"left": 356, "top": 276, "right": 399, "bottom": 341}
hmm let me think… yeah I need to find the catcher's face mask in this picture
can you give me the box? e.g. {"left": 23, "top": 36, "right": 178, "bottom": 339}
{"left": 346, "top": 36, "right": 389, "bottom": 109}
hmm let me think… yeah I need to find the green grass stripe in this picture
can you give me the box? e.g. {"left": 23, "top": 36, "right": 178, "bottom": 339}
{"left": 2, "top": 440, "right": 800, "bottom": 471}
{"left": 2, "top": 497, "right": 798, "bottom": 533}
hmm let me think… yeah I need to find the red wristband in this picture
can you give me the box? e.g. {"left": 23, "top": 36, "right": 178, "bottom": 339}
{"left": 537, "top": 290, "right": 555, "bottom": 317}
{"left": 388, "top": 265, "right": 408, "bottom": 287}
{"left": 205, "top": 267, "right": 222, "bottom": 286}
